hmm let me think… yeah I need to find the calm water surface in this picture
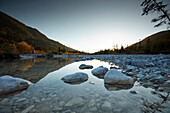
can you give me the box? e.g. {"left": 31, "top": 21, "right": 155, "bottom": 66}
{"left": 0, "top": 59, "right": 170, "bottom": 113}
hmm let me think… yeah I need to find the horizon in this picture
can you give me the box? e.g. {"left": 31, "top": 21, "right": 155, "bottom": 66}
{"left": 0, "top": 0, "right": 169, "bottom": 53}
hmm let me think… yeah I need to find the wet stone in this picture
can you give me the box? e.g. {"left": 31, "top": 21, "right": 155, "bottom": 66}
{"left": 158, "top": 87, "right": 164, "bottom": 92}
{"left": 60, "top": 101, "right": 66, "bottom": 107}
{"left": 21, "top": 105, "right": 35, "bottom": 113}
{"left": 101, "top": 101, "right": 112, "bottom": 111}
{"left": 1, "top": 98, "right": 9, "bottom": 104}
{"left": 15, "top": 98, "right": 26, "bottom": 103}
{"left": 130, "top": 90, "right": 137, "bottom": 94}
{"left": 64, "top": 97, "right": 84, "bottom": 107}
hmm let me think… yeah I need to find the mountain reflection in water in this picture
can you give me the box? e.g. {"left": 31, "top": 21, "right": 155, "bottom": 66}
{"left": 0, "top": 58, "right": 72, "bottom": 83}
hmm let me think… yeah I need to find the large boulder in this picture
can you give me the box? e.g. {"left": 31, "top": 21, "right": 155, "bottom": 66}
{"left": 61, "top": 72, "right": 88, "bottom": 83}
{"left": 0, "top": 75, "right": 32, "bottom": 95}
{"left": 79, "top": 64, "right": 93, "bottom": 69}
{"left": 91, "top": 66, "right": 108, "bottom": 76}
{"left": 104, "top": 69, "right": 134, "bottom": 85}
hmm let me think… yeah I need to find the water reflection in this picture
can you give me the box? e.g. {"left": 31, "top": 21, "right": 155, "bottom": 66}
{"left": 104, "top": 84, "right": 134, "bottom": 91}
{"left": 0, "top": 58, "right": 72, "bottom": 83}
{"left": 0, "top": 59, "right": 169, "bottom": 113}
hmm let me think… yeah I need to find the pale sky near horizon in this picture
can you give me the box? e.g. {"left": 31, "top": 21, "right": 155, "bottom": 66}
{"left": 0, "top": 0, "right": 169, "bottom": 53}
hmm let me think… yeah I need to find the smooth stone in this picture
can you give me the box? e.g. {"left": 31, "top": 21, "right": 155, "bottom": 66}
{"left": 62, "top": 110, "right": 71, "bottom": 113}
{"left": 53, "top": 106, "right": 63, "bottom": 111}
{"left": 1, "top": 98, "right": 9, "bottom": 104}
{"left": 126, "top": 65, "right": 135, "bottom": 72}
{"left": 151, "top": 76, "right": 165, "bottom": 84}
{"left": 88, "top": 99, "right": 95, "bottom": 107}
{"left": 104, "top": 69, "right": 134, "bottom": 85}
{"left": 0, "top": 75, "right": 32, "bottom": 95}
{"left": 158, "top": 87, "right": 164, "bottom": 92}
{"left": 101, "top": 101, "right": 112, "bottom": 111}
{"left": 136, "top": 74, "right": 145, "bottom": 78}
{"left": 60, "top": 101, "right": 66, "bottom": 107}
{"left": 165, "top": 80, "right": 170, "bottom": 84}
{"left": 142, "top": 83, "right": 149, "bottom": 88}
{"left": 130, "top": 90, "right": 137, "bottom": 94}
{"left": 79, "top": 64, "right": 93, "bottom": 69}
{"left": 91, "top": 66, "right": 108, "bottom": 76}
{"left": 64, "top": 97, "right": 84, "bottom": 107}
{"left": 61, "top": 72, "right": 88, "bottom": 83}
{"left": 15, "top": 98, "right": 27, "bottom": 103}
{"left": 153, "top": 84, "right": 159, "bottom": 89}
{"left": 21, "top": 105, "right": 35, "bottom": 113}
{"left": 89, "top": 107, "right": 97, "bottom": 111}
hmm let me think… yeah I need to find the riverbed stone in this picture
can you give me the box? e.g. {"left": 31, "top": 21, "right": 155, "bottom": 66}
{"left": 101, "top": 101, "right": 112, "bottom": 111}
{"left": 79, "top": 64, "right": 93, "bottom": 69}
{"left": 104, "top": 69, "right": 134, "bottom": 85}
{"left": 61, "top": 72, "right": 88, "bottom": 83}
{"left": 0, "top": 75, "right": 32, "bottom": 95}
{"left": 21, "top": 105, "right": 35, "bottom": 113}
{"left": 64, "top": 97, "right": 84, "bottom": 107}
{"left": 91, "top": 66, "right": 108, "bottom": 76}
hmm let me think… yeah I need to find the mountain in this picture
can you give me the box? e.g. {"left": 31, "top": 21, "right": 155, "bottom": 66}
{"left": 126, "top": 30, "right": 170, "bottom": 54}
{"left": 0, "top": 11, "right": 77, "bottom": 53}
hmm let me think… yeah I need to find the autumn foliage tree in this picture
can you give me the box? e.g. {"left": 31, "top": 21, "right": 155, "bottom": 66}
{"left": 17, "top": 42, "right": 34, "bottom": 54}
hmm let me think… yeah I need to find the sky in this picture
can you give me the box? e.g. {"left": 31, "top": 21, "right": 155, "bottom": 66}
{"left": 0, "top": 0, "right": 169, "bottom": 53}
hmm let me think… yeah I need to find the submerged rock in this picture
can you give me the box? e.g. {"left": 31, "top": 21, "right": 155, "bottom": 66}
{"left": 91, "top": 66, "right": 108, "bottom": 76}
{"left": 101, "top": 101, "right": 112, "bottom": 111}
{"left": 104, "top": 69, "right": 134, "bottom": 85}
{"left": 79, "top": 64, "right": 93, "bottom": 69}
{"left": 0, "top": 75, "right": 31, "bottom": 95}
{"left": 64, "top": 97, "right": 84, "bottom": 107}
{"left": 130, "top": 90, "right": 137, "bottom": 94}
{"left": 61, "top": 72, "right": 88, "bottom": 83}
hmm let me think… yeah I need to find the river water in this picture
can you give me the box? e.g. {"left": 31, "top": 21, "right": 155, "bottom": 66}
{"left": 0, "top": 58, "right": 169, "bottom": 113}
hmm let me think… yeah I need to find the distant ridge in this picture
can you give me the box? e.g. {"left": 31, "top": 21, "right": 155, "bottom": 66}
{"left": 126, "top": 30, "right": 170, "bottom": 54}
{"left": 0, "top": 11, "right": 77, "bottom": 52}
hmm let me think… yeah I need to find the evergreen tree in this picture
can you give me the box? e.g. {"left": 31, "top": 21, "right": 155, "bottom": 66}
{"left": 141, "top": 0, "right": 170, "bottom": 28}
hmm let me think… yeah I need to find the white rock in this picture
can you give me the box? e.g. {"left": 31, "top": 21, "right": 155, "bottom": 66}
{"left": 61, "top": 72, "right": 88, "bottom": 83}
{"left": 101, "top": 101, "right": 112, "bottom": 111}
{"left": 0, "top": 75, "right": 31, "bottom": 95}
{"left": 91, "top": 66, "right": 108, "bottom": 76}
{"left": 21, "top": 105, "right": 35, "bottom": 113}
{"left": 104, "top": 69, "right": 134, "bottom": 85}
{"left": 65, "top": 97, "right": 84, "bottom": 107}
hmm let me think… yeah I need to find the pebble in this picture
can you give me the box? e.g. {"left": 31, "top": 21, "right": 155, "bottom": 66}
{"left": 130, "top": 90, "right": 137, "bottom": 94}
{"left": 1, "top": 98, "right": 9, "bottom": 104}
{"left": 158, "top": 87, "right": 164, "bottom": 92}
{"left": 53, "top": 106, "right": 63, "bottom": 111}
{"left": 101, "top": 101, "right": 112, "bottom": 111}
{"left": 21, "top": 105, "right": 35, "bottom": 113}
{"left": 153, "top": 84, "right": 159, "bottom": 89}
{"left": 15, "top": 98, "right": 26, "bottom": 103}
{"left": 60, "top": 101, "right": 66, "bottom": 107}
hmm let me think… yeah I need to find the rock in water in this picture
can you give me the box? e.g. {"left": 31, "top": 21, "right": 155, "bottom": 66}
{"left": 0, "top": 75, "right": 31, "bottom": 95}
{"left": 91, "top": 66, "right": 108, "bottom": 76}
{"left": 64, "top": 97, "right": 84, "bottom": 107}
{"left": 79, "top": 64, "right": 93, "bottom": 69}
{"left": 61, "top": 72, "right": 88, "bottom": 83}
{"left": 104, "top": 69, "right": 134, "bottom": 85}
{"left": 101, "top": 101, "right": 112, "bottom": 111}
